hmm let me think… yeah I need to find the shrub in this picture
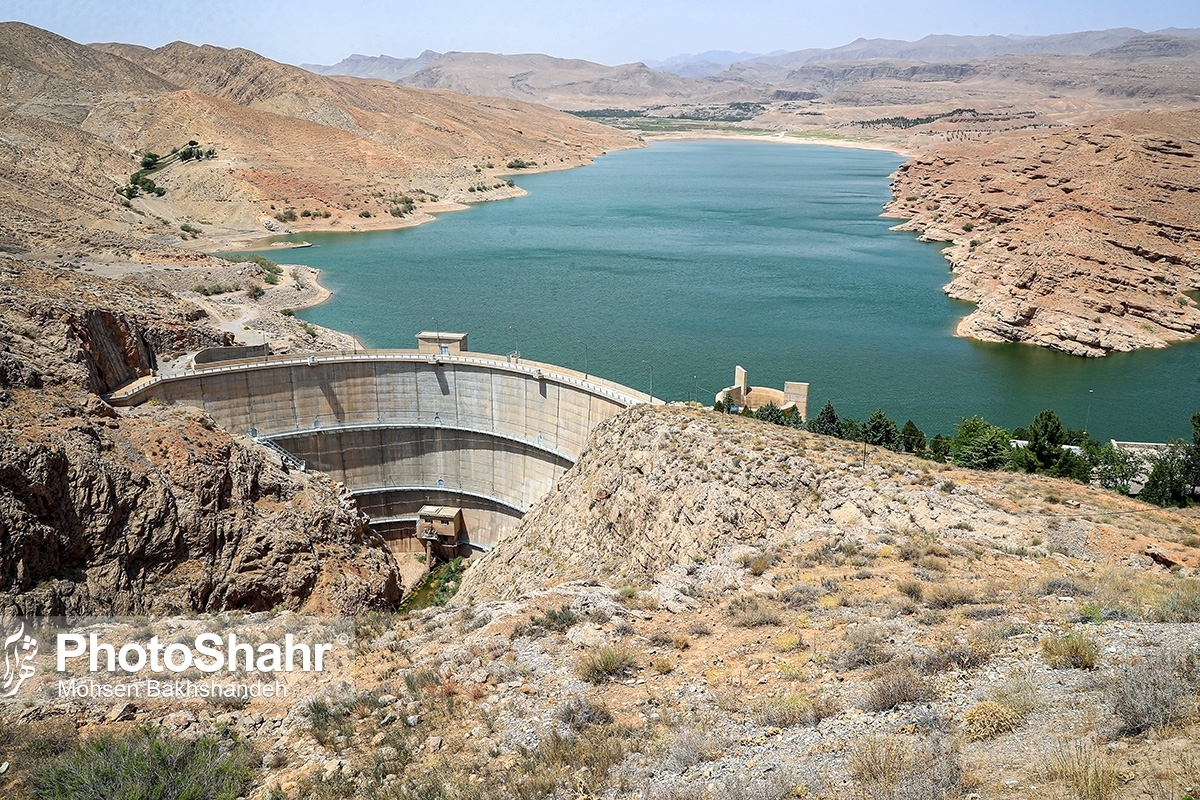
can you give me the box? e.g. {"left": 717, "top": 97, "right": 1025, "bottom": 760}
{"left": 245, "top": 284, "right": 265, "bottom": 300}
{"left": 985, "top": 677, "right": 1040, "bottom": 720}
{"left": 896, "top": 579, "right": 924, "bottom": 602}
{"left": 1107, "top": 651, "right": 1194, "bottom": 735}
{"left": 780, "top": 583, "right": 821, "bottom": 609}
{"left": 34, "top": 727, "right": 253, "bottom": 800}
{"left": 359, "top": 210, "right": 372, "bottom": 218}
{"left": 1153, "top": 580, "right": 1200, "bottom": 622}
{"left": 775, "top": 631, "right": 804, "bottom": 652}
{"left": 663, "top": 726, "right": 723, "bottom": 772}
{"left": 1042, "top": 577, "right": 1088, "bottom": 597}
{"left": 864, "top": 663, "right": 937, "bottom": 712}
{"left": 727, "top": 596, "right": 781, "bottom": 628}
{"left": 555, "top": 696, "right": 613, "bottom": 730}
{"left": 925, "top": 583, "right": 975, "bottom": 609}
{"left": 922, "top": 640, "right": 992, "bottom": 673}
{"left": 576, "top": 644, "right": 636, "bottom": 684}
{"left": 529, "top": 604, "right": 579, "bottom": 633}
{"left": 848, "top": 733, "right": 965, "bottom": 800}
{"left": 1042, "top": 631, "right": 1099, "bottom": 669}
{"left": 963, "top": 700, "right": 1022, "bottom": 740}
{"left": 839, "top": 625, "right": 894, "bottom": 669}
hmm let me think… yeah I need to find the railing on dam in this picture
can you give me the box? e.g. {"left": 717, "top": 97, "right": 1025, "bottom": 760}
{"left": 107, "top": 350, "right": 657, "bottom": 408}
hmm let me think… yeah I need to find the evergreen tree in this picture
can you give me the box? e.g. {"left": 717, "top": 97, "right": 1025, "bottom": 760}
{"left": 807, "top": 400, "right": 842, "bottom": 439}
{"left": 900, "top": 419, "right": 926, "bottom": 453}
{"left": 951, "top": 416, "right": 1012, "bottom": 470}
{"left": 841, "top": 418, "right": 864, "bottom": 442}
{"left": 1028, "top": 409, "right": 1067, "bottom": 472}
{"left": 927, "top": 433, "right": 952, "bottom": 462}
{"left": 863, "top": 409, "right": 902, "bottom": 451}
{"left": 753, "top": 402, "right": 788, "bottom": 426}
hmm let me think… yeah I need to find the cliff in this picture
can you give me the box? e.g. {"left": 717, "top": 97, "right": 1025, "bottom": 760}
{"left": 885, "top": 109, "right": 1200, "bottom": 356}
{"left": 0, "top": 259, "right": 400, "bottom": 615}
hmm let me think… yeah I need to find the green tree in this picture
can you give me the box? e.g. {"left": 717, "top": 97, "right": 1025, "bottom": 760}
{"left": 140, "top": 152, "right": 160, "bottom": 169}
{"left": 951, "top": 416, "right": 1012, "bottom": 470}
{"left": 807, "top": 400, "right": 842, "bottom": 439}
{"left": 1089, "top": 442, "right": 1143, "bottom": 494}
{"left": 1140, "top": 443, "right": 1191, "bottom": 508}
{"left": 841, "top": 417, "right": 864, "bottom": 442}
{"left": 1028, "top": 409, "right": 1067, "bottom": 472}
{"left": 927, "top": 433, "right": 952, "bottom": 462}
{"left": 900, "top": 419, "right": 926, "bottom": 453}
{"left": 863, "top": 409, "right": 902, "bottom": 451}
{"left": 753, "top": 402, "right": 788, "bottom": 426}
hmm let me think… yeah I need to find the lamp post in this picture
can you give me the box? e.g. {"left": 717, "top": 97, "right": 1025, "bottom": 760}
{"left": 576, "top": 340, "right": 588, "bottom": 378}
{"left": 350, "top": 318, "right": 356, "bottom": 355}
{"left": 693, "top": 375, "right": 699, "bottom": 404}
{"left": 641, "top": 359, "right": 654, "bottom": 401}
{"left": 508, "top": 325, "right": 519, "bottom": 360}
{"left": 1084, "top": 389, "right": 1094, "bottom": 436}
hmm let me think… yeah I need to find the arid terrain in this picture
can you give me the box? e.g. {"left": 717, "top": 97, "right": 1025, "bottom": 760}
{"left": 885, "top": 109, "right": 1200, "bottom": 356}
{"left": 0, "top": 19, "right": 1199, "bottom": 800}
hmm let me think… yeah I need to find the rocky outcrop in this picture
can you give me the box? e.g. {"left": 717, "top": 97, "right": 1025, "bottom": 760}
{"left": 0, "top": 406, "right": 400, "bottom": 616}
{"left": 0, "top": 260, "right": 401, "bottom": 615}
{"left": 885, "top": 109, "right": 1200, "bottom": 356}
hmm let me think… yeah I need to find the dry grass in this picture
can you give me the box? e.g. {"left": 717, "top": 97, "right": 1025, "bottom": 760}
{"left": 963, "top": 700, "right": 1023, "bottom": 740}
{"left": 1042, "top": 740, "right": 1119, "bottom": 800}
{"left": 924, "top": 583, "right": 975, "bottom": 609}
{"left": 848, "top": 734, "right": 968, "bottom": 800}
{"left": 576, "top": 644, "right": 637, "bottom": 684}
{"left": 863, "top": 663, "right": 937, "bottom": 712}
{"left": 1042, "top": 631, "right": 1100, "bottom": 670}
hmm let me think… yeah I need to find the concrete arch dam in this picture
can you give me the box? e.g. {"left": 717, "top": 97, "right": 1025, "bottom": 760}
{"left": 108, "top": 343, "right": 651, "bottom": 554}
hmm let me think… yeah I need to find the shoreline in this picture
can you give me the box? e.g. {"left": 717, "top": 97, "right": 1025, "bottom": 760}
{"left": 202, "top": 130, "right": 912, "bottom": 254}
{"left": 639, "top": 129, "right": 915, "bottom": 158}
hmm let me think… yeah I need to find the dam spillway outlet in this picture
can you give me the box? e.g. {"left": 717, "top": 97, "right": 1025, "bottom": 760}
{"left": 109, "top": 335, "right": 651, "bottom": 556}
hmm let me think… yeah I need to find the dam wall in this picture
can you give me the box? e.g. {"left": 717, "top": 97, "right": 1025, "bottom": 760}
{"left": 110, "top": 350, "right": 649, "bottom": 552}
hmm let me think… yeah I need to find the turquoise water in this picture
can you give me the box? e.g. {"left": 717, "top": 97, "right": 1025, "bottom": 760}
{"left": 246, "top": 141, "right": 1200, "bottom": 442}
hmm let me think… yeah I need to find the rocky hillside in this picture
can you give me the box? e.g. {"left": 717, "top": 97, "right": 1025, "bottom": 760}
{"left": 0, "top": 22, "right": 638, "bottom": 256}
{"left": 884, "top": 109, "right": 1200, "bottom": 356}
{"left": 0, "top": 258, "right": 400, "bottom": 616}
{"left": 462, "top": 405, "right": 1197, "bottom": 600}
{"left": 26, "top": 403, "right": 1194, "bottom": 798}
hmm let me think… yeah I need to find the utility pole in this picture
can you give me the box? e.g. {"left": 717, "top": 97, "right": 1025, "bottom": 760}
{"left": 641, "top": 360, "right": 654, "bottom": 401}
{"left": 576, "top": 340, "right": 588, "bottom": 378}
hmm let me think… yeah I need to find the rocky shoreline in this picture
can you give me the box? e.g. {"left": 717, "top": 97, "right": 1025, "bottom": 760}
{"left": 885, "top": 109, "right": 1200, "bottom": 357}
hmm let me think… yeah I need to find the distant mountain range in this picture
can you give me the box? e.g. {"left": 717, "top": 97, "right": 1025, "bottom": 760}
{"left": 298, "top": 27, "right": 1200, "bottom": 111}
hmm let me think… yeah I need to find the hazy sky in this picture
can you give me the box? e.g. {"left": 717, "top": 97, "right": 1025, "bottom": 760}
{"left": 3, "top": 0, "right": 1198, "bottom": 65}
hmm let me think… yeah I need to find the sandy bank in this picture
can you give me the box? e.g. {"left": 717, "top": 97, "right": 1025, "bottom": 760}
{"left": 641, "top": 129, "right": 915, "bottom": 157}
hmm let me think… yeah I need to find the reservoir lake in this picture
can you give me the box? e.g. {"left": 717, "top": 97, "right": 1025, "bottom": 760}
{"left": 249, "top": 140, "right": 1200, "bottom": 443}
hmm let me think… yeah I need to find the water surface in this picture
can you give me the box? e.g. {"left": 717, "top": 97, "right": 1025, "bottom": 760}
{"left": 246, "top": 141, "right": 1200, "bottom": 442}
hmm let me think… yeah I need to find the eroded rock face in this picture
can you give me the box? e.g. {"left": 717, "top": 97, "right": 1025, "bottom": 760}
{"left": 885, "top": 109, "right": 1200, "bottom": 357}
{"left": 0, "top": 260, "right": 401, "bottom": 615}
{"left": 0, "top": 408, "right": 400, "bottom": 615}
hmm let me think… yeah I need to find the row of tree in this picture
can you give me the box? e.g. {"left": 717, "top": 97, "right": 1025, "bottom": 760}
{"left": 720, "top": 397, "right": 1200, "bottom": 508}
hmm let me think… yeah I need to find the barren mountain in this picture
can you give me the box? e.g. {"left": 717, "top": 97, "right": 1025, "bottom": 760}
{"left": 301, "top": 50, "right": 445, "bottom": 82}
{"left": 884, "top": 109, "right": 1200, "bottom": 356}
{"left": 394, "top": 51, "right": 767, "bottom": 109}
{"left": 0, "top": 23, "right": 637, "bottom": 255}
